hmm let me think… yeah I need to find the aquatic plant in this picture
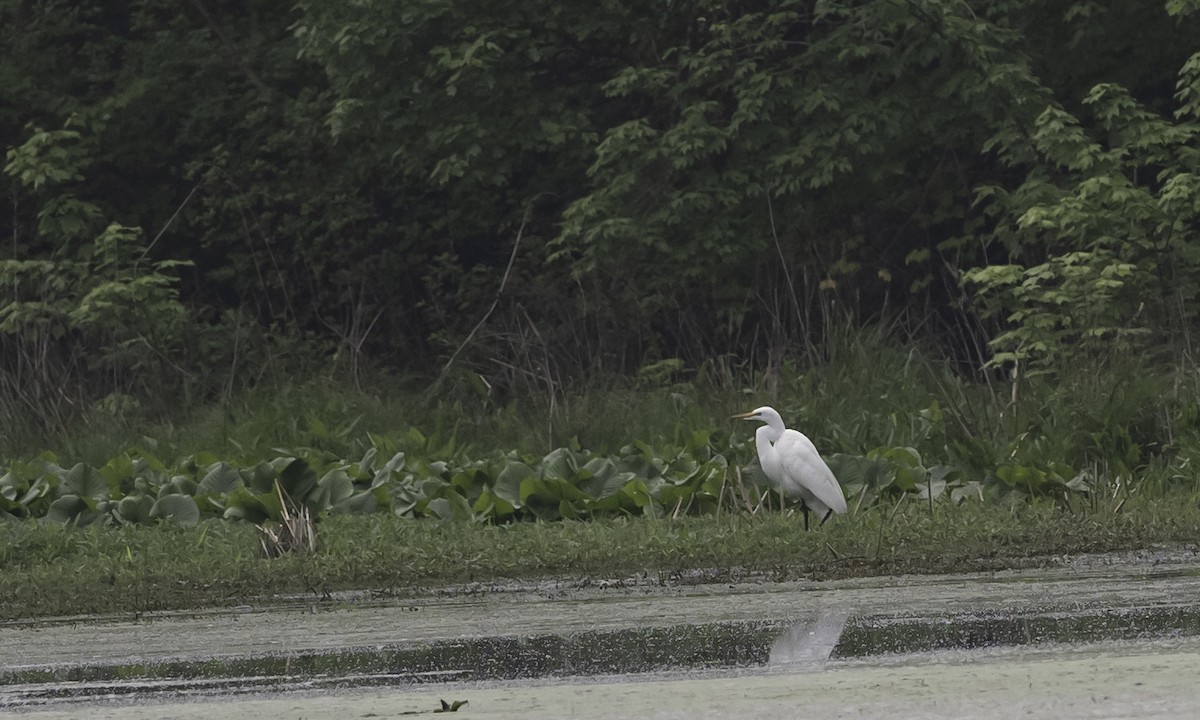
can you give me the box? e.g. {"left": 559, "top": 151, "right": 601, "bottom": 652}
{"left": 0, "top": 421, "right": 1094, "bottom": 527}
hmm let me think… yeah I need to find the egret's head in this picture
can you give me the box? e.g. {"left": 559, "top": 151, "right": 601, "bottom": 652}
{"left": 731, "top": 406, "right": 777, "bottom": 424}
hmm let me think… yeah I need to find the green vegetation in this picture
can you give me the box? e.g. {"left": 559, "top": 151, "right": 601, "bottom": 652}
{"left": 3, "top": 1, "right": 1200, "bottom": 616}
{"left": 3, "top": 1, "right": 1200, "bottom": 445}
{"left": 3, "top": 494, "right": 1199, "bottom": 620}
{"left": 2, "top": 329, "right": 1197, "bottom": 619}
{"left": 5, "top": 327, "right": 1198, "bottom": 527}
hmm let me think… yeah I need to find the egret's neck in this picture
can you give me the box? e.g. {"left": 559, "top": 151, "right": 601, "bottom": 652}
{"left": 756, "top": 420, "right": 783, "bottom": 452}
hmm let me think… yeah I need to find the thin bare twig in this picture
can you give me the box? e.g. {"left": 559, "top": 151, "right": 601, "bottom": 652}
{"left": 766, "top": 189, "right": 805, "bottom": 337}
{"left": 141, "top": 179, "right": 205, "bottom": 259}
{"left": 436, "top": 196, "right": 546, "bottom": 389}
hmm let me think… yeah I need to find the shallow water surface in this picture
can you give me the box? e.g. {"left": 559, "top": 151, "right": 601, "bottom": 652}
{"left": 3, "top": 549, "right": 1200, "bottom": 718}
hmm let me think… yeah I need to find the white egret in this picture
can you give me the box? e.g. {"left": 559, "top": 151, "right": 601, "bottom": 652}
{"left": 732, "top": 406, "right": 847, "bottom": 529}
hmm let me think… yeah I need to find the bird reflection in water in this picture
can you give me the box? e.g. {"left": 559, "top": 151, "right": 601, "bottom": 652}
{"left": 768, "top": 612, "right": 848, "bottom": 671}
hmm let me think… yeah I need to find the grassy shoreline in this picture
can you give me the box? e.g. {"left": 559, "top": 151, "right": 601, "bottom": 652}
{"left": 3, "top": 493, "right": 1199, "bottom": 621}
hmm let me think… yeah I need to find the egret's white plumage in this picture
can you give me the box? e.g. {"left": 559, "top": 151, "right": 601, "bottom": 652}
{"left": 732, "top": 406, "right": 847, "bottom": 528}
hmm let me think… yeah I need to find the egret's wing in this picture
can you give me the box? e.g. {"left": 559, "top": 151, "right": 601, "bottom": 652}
{"left": 777, "top": 430, "right": 848, "bottom": 514}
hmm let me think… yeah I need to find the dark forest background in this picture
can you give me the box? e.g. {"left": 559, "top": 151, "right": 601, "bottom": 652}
{"left": 3, "top": 0, "right": 1200, "bottom": 450}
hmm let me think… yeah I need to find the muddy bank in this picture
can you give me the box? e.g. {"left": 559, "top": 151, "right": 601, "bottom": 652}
{"left": 3, "top": 550, "right": 1200, "bottom": 718}
{"left": 5, "top": 639, "right": 1200, "bottom": 720}
{"left": 4, "top": 548, "right": 1199, "bottom": 671}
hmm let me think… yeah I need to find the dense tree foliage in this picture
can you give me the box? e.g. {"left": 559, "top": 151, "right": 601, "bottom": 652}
{"left": 3, "top": 0, "right": 1200, "bottom": 432}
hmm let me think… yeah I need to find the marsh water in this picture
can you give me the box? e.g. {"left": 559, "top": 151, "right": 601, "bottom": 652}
{"left": 3, "top": 548, "right": 1200, "bottom": 719}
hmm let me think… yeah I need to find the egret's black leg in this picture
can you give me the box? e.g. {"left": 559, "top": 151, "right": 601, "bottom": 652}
{"left": 802, "top": 503, "right": 811, "bottom": 531}
{"left": 819, "top": 509, "right": 833, "bottom": 526}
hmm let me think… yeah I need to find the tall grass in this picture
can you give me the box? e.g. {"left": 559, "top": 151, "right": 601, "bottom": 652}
{"left": 5, "top": 320, "right": 1199, "bottom": 507}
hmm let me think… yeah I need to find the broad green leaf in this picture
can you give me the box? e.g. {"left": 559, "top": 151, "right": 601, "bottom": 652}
{"left": 333, "top": 490, "right": 377, "bottom": 514}
{"left": 827, "top": 454, "right": 894, "bottom": 491}
{"left": 450, "top": 467, "right": 490, "bottom": 495}
{"left": 18, "top": 478, "right": 52, "bottom": 507}
{"left": 46, "top": 495, "right": 96, "bottom": 525}
{"left": 525, "top": 475, "right": 590, "bottom": 504}
{"left": 622, "top": 478, "right": 651, "bottom": 508}
{"left": 150, "top": 494, "right": 201, "bottom": 526}
{"left": 309, "top": 467, "right": 354, "bottom": 511}
{"left": 579, "top": 457, "right": 630, "bottom": 499}
{"left": 654, "top": 484, "right": 696, "bottom": 514}
{"left": 371, "top": 451, "right": 407, "bottom": 489}
{"left": 950, "top": 481, "right": 985, "bottom": 504}
{"left": 493, "top": 461, "right": 533, "bottom": 507}
{"left": 245, "top": 461, "right": 280, "bottom": 494}
{"left": 197, "top": 462, "right": 243, "bottom": 495}
{"left": 132, "top": 448, "right": 167, "bottom": 473}
{"left": 0, "top": 472, "right": 19, "bottom": 502}
{"left": 518, "top": 476, "right": 542, "bottom": 504}
{"left": 117, "top": 494, "right": 155, "bottom": 524}
{"left": 996, "top": 463, "right": 1046, "bottom": 492}
{"left": 64, "top": 463, "right": 108, "bottom": 499}
{"left": 472, "top": 488, "right": 514, "bottom": 518}
{"left": 541, "top": 447, "right": 579, "bottom": 481}
{"left": 99, "top": 454, "right": 135, "bottom": 495}
{"left": 427, "top": 491, "right": 473, "bottom": 522}
{"left": 161, "top": 475, "right": 197, "bottom": 497}
{"left": 420, "top": 478, "right": 448, "bottom": 499}
{"left": 223, "top": 486, "right": 273, "bottom": 523}
{"left": 357, "top": 447, "right": 378, "bottom": 477}
{"left": 274, "top": 457, "right": 318, "bottom": 499}
{"left": 876, "top": 447, "right": 927, "bottom": 492}
{"left": 558, "top": 498, "right": 581, "bottom": 519}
